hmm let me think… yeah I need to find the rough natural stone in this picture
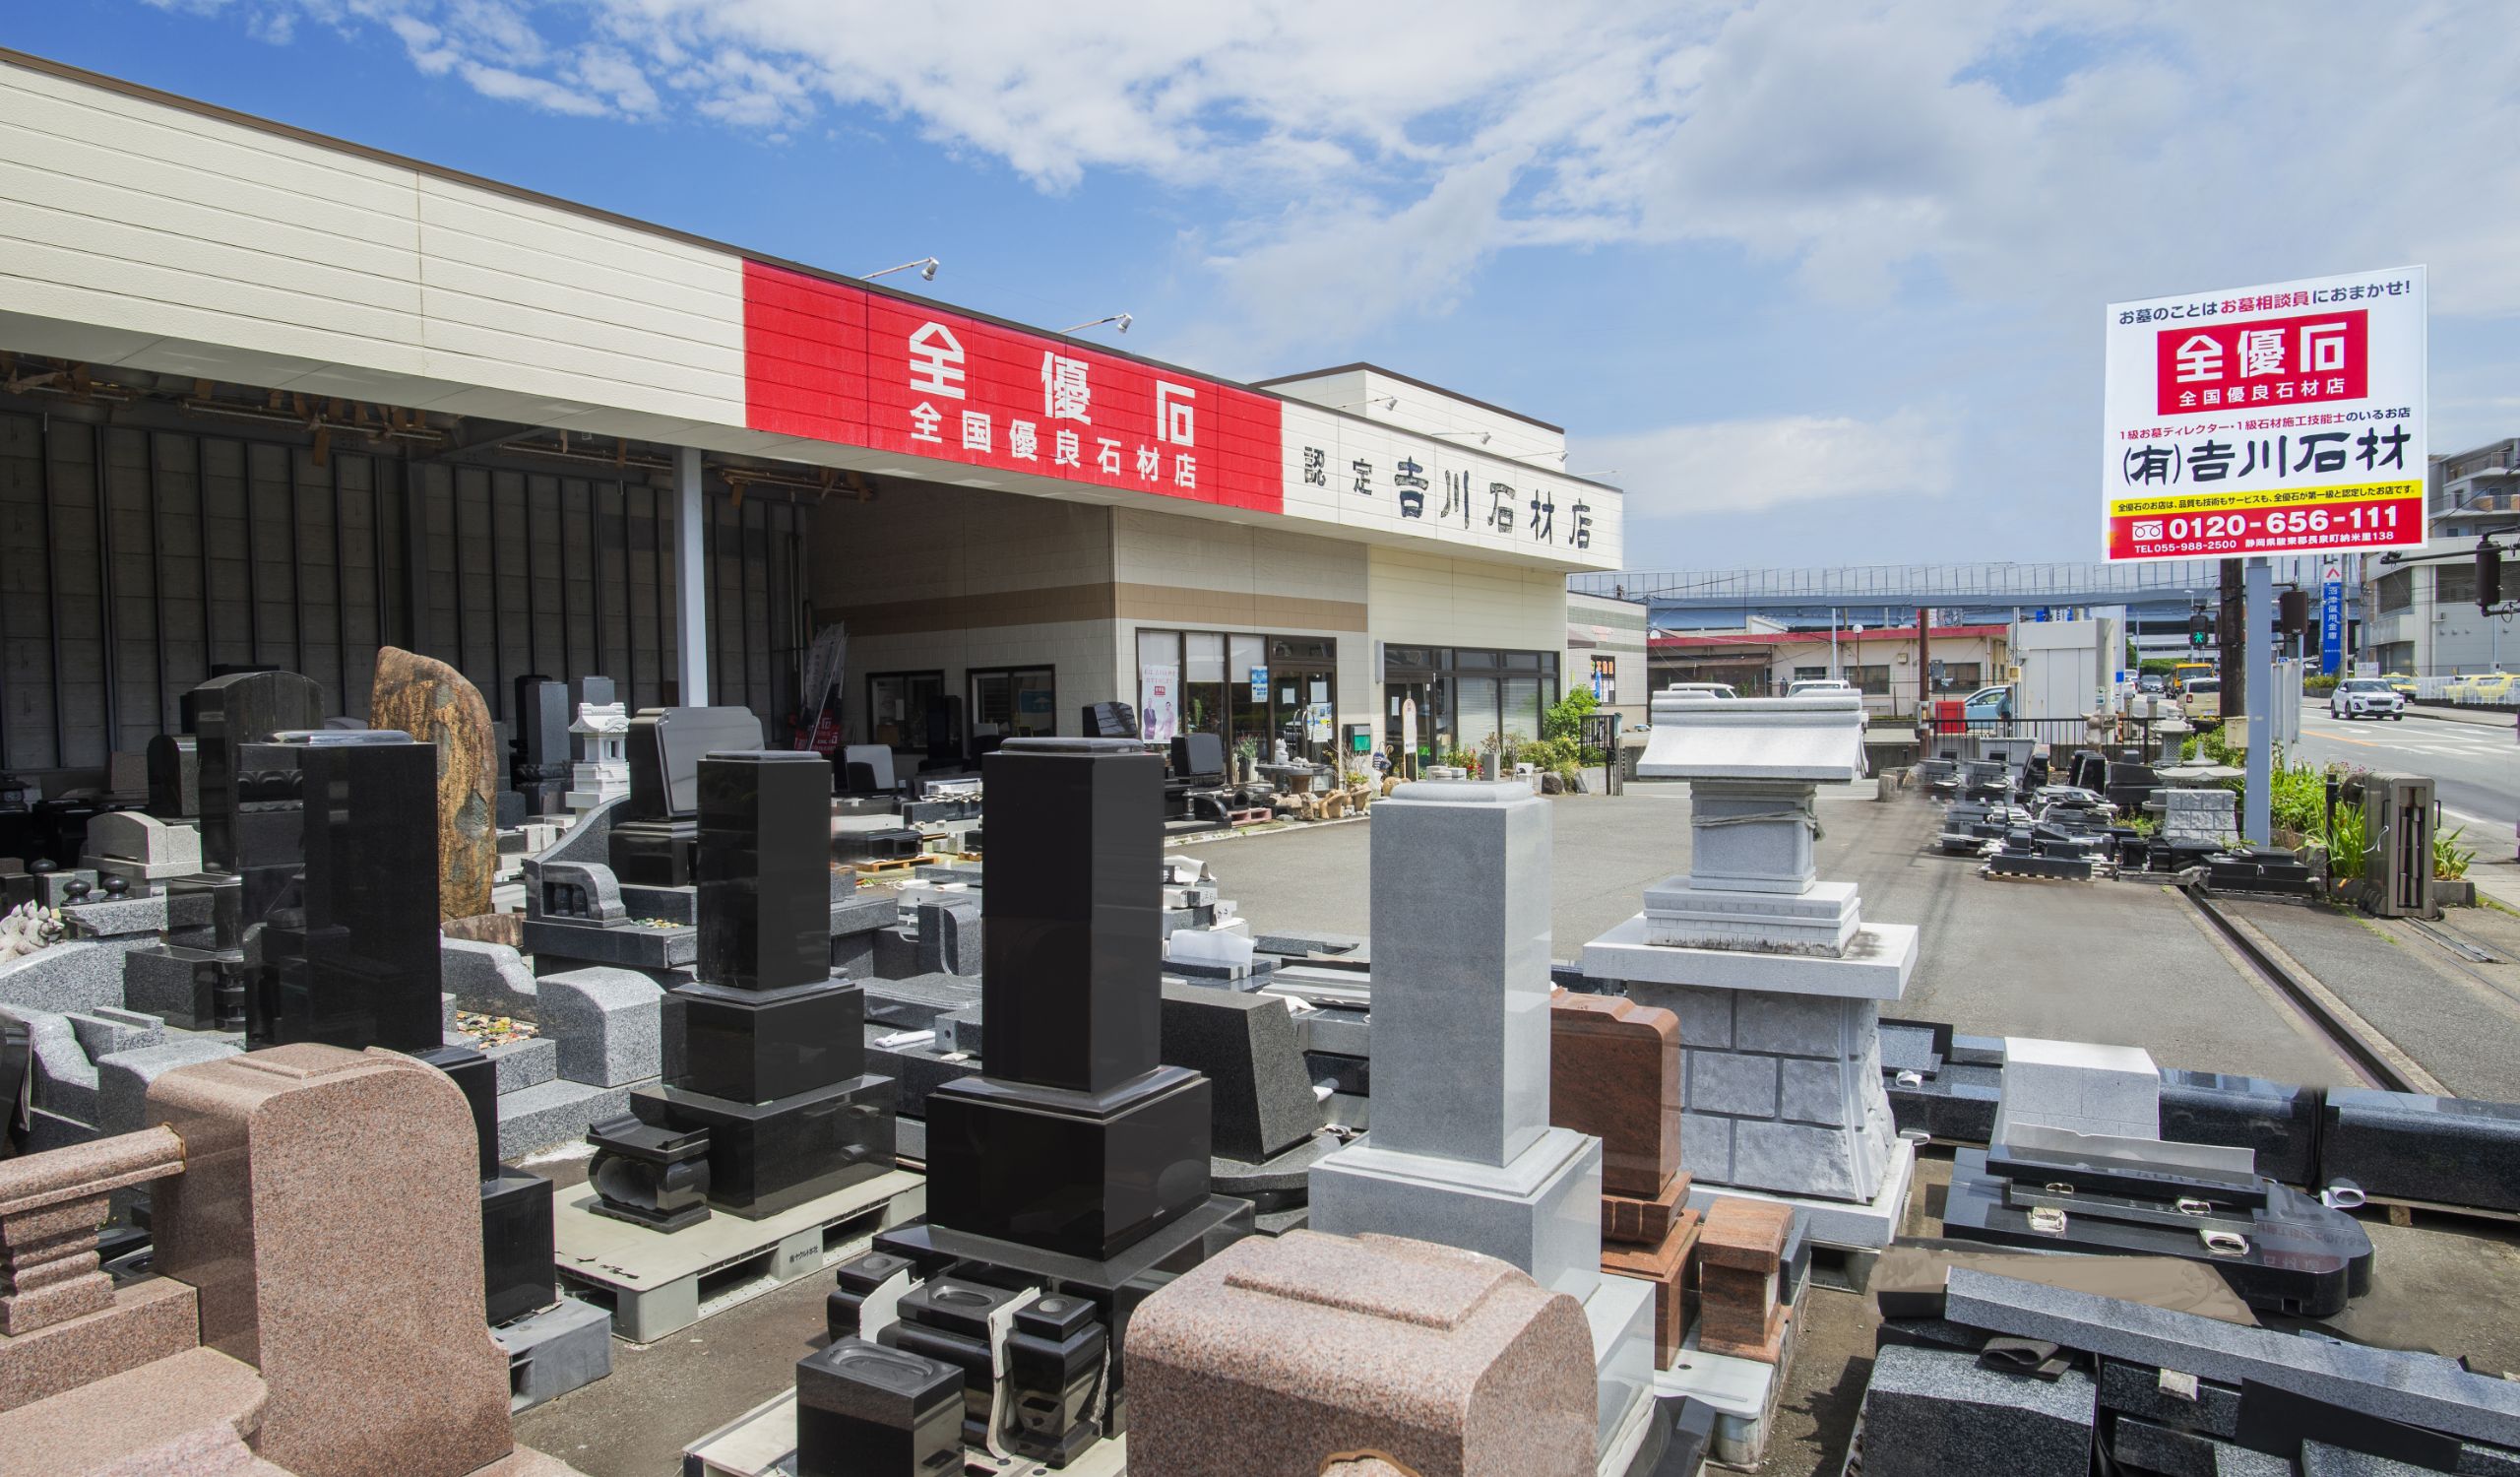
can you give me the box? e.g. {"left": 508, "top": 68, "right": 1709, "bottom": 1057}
{"left": 368, "top": 646, "right": 500, "bottom": 923}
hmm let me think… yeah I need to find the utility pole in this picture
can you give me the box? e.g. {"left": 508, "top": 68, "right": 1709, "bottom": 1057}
{"left": 2217, "top": 557, "right": 2246, "bottom": 722}
{"left": 2243, "top": 556, "right": 2273, "bottom": 844}
{"left": 1916, "top": 605, "right": 1930, "bottom": 721}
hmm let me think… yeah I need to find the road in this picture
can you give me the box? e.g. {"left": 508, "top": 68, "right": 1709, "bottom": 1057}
{"left": 2291, "top": 701, "right": 2520, "bottom": 845}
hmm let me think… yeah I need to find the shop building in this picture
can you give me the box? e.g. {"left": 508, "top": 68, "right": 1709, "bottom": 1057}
{"left": 0, "top": 52, "right": 1621, "bottom": 789}
{"left": 1649, "top": 623, "right": 2011, "bottom": 715}
{"left": 2361, "top": 439, "right": 2520, "bottom": 676}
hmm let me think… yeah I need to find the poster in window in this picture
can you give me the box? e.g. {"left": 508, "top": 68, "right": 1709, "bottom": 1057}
{"left": 1140, "top": 664, "right": 1179, "bottom": 743}
{"left": 1249, "top": 665, "right": 1268, "bottom": 701}
{"left": 1304, "top": 702, "right": 1333, "bottom": 743}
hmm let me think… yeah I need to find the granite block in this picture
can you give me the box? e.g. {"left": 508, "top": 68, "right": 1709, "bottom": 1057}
{"left": 497, "top": 1077, "right": 634, "bottom": 1161}
{"left": 494, "top": 1295, "right": 613, "bottom": 1413}
{"left": 2113, "top": 1414, "right": 2293, "bottom": 1476}
{"left": 1160, "top": 983, "right": 1322, "bottom": 1162}
{"left": 2099, "top": 1355, "right": 2243, "bottom": 1440}
{"left": 1642, "top": 984, "right": 1735, "bottom": 1052}
{"left": 1779, "top": 1058, "right": 1848, "bottom": 1126}
{"left": 1125, "top": 1230, "right": 1600, "bottom": 1477}
{"left": 1310, "top": 1127, "right": 1606, "bottom": 1303}
{"left": 1732, "top": 990, "right": 1854, "bottom": 1057}
{"left": 1859, "top": 1343, "right": 2096, "bottom": 1477}
{"left": 484, "top": 1037, "right": 558, "bottom": 1094}
{"left": 442, "top": 938, "right": 540, "bottom": 1018}
{"left": 534, "top": 967, "right": 662, "bottom": 1087}
{"left": 1732, "top": 1119, "right": 1874, "bottom": 1201}
{"left": 2462, "top": 1444, "right": 2520, "bottom": 1477}
{"left": 1681, "top": 1114, "right": 1734, "bottom": 1183}
{"left": 1362, "top": 782, "right": 1554, "bottom": 1169}
{"left": 521, "top": 917, "right": 698, "bottom": 973}
{"left": 0, "top": 940, "right": 141, "bottom": 1015}
{"left": 95, "top": 1037, "right": 241, "bottom": 1136}
{"left": 59, "top": 896, "right": 174, "bottom": 939}
{"left": 2159, "top": 1070, "right": 2320, "bottom": 1187}
{"left": 1942, "top": 1268, "right": 2520, "bottom": 1447}
{"left": 2320, "top": 1088, "right": 2520, "bottom": 1214}
{"left": 18, "top": 1009, "right": 99, "bottom": 1124}
{"left": 2300, "top": 1442, "right": 2439, "bottom": 1475}
{"left": 1689, "top": 1052, "right": 1779, "bottom": 1119}
{"left": 1698, "top": 1197, "right": 1791, "bottom": 1271}
{"left": 1995, "top": 1037, "right": 2161, "bottom": 1147}
{"left": 0, "top": 1275, "right": 200, "bottom": 1412}
{"left": 66, "top": 1007, "right": 162, "bottom": 1061}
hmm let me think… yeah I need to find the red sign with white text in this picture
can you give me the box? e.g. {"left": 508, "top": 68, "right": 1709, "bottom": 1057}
{"left": 2152, "top": 308, "right": 2367, "bottom": 415}
{"left": 743, "top": 261, "right": 1283, "bottom": 513}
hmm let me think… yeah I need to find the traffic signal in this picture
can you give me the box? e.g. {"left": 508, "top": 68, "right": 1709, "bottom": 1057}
{"left": 2480, "top": 542, "right": 2502, "bottom": 613}
{"left": 2188, "top": 610, "right": 2212, "bottom": 648}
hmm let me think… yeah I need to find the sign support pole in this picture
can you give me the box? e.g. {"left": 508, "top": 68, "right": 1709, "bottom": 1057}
{"left": 2244, "top": 554, "right": 2274, "bottom": 844}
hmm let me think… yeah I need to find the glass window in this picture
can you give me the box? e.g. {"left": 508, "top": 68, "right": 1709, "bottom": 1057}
{"left": 1930, "top": 662, "right": 1982, "bottom": 693}
{"left": 1848, "top": 664, "right": 1893, "bottom": 695}
{"left": 1793, "top": 665, "right": 1828, "bottom": 683}
{"left": 1501, "top": 675, "right": 1544, "bottom": 741}
{"left": 969, "top": 666, "right": 1056, "bottom": 738}
{"left": 1185, "top": 631, "right": 1226, "bottom": 682}
{"left": 867, "top": 671, "right": 944, "bottom": 749}
{"left": 1456, "top": 674, "right": 1500, "bottom": 750}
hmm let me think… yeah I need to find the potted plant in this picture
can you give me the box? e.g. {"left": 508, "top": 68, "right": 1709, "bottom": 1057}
{"left": 2434, "top": 825, "right": 2478, "bottom": 907}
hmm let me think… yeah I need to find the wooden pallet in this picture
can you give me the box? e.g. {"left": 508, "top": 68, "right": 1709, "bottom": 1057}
{"left": 850, "top": 856, "right": 922, "bottom": 876}
{"left": 553, "top": 1170, "right": 924, "bottom": 1343}
{"left": 2363, "top": 1192, "right": 2520, "bottom": 1229}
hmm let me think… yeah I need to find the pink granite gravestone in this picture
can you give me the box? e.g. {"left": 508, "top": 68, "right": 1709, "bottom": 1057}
{"left": 1125, "top": 1229, "right": 1598, "bottom": 1477}
{"left": 148, "top": 1044, "right": 514, "bottom": 1477}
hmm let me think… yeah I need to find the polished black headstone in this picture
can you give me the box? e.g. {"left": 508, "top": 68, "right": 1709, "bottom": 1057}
{"left": 922, "top": 1068, "right": 1212, "bottom": 1262}
{"left": 697, "top": 750, "right": 832, "bottom": 992}
{"left": 979, "top": 738, "right": 1164, "bottom": 1094}
{"left": 250, "top": 734, "right": 444, "bottom": 1054}
{"left": 145, "top": 735, "right": 200, "bottom": 820}
{"left": 188, "top": 670, "right": 324, "bottom": 873}
{"left": 623, "top": 708, "right": 763, "bottom": 821}
{"left": 628, "top": 1074, "right": 896, "bottom": 1218}
{"left": 669, "top": 981, "right": 865, "bottom": 1104}
{"left": 482, "top": 1170, "right": 556, "bottom": 1325}
{"left": 2320, "top": 1087, "right": 2520, "bottom": 1214}
{"left": 513, "top": 677, "right": 570, "bottom": 768}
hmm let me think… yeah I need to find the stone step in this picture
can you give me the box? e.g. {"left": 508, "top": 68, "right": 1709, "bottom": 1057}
{"left": 0, "top": 1345, "right": 268, "bottom": 1473}
{"left": 497, "top": 1077, "right": 633, "bottom": 1161}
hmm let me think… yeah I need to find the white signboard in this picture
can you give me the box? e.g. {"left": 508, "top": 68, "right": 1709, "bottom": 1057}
{"left": 2102, "top": 266, "right": 2426, "bottom": 562}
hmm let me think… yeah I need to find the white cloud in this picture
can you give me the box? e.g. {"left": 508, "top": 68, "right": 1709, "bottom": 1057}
{"left": 1579, "top": 410, "right": 1958, "bottom": 521}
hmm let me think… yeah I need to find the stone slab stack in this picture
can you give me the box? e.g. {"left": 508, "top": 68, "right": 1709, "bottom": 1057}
{"left": 1549, "top": 989, "right": 1697, "bottom": 1370}
{"left": 1309, "top": 779, "right": 1655, "bottom": 1460}
{"left": 1696, "top": 1197, "right": 1792, "bottom": 1363}
{"left": 1581, "top": 692, "right": 1917, "bottom": 1250}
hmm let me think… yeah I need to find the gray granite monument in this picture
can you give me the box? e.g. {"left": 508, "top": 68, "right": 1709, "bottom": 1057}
{"left": 1307, "top": 779, "right": 1657, "bottom": 1468}
{"left": 1582, "top": 692, "right": 1918, "bottom": 1248}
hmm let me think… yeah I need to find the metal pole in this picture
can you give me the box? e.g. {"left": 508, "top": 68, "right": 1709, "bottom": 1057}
{"left": 1916, "top": 605, "right": 1929, "bottom": 722}
{"left": 675, "top": 446, "right": 709, "bottom": 706}
{"left": 2244, "top": 555, "right": 2273, "bottom": 844}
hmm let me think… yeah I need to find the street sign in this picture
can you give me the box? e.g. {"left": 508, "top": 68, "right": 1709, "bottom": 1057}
{"left": 2102, "top": 267, "right": 2426, "bottom": 562}
{"left": 2320, "top": 565, "right": 2345, "bottom": 675}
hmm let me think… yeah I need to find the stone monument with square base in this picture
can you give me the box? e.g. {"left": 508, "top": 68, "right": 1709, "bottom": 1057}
{"left": 1581, "top": 692, "right": 1916, "bottom": 1250}
{"left": 1309, "top": 780, "right": 1658, "bottom": 1469}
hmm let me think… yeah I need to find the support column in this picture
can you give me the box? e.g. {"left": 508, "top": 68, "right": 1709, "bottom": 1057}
{"left": 674, "top": 446, "right": 709, "bottom": 706}
{"left": 2244, "top": 555, "right": 2272, "bottom": 844}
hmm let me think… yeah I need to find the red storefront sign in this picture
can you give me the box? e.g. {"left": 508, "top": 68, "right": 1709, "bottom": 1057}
{"left": 742, "top": 260, "right": 1283, "bottom": 514}
{"left": 2153, "top": 308, "right": 2367, "bottom": 415}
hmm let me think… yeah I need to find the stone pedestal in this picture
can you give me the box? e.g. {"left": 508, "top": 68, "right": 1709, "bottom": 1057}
{"left": 1550, "top": 991, "right": 1698, "bottom": 1371}
{"left": 1581, "top": 695, "right": 1914, "bottom": 1248}
{"left": 866, "top": 738, "right": 1248, "bottom": 1455}
{"left": 1127, "top": 1230, "right": 1600, "bottom": 1477}
{"left": 610, "top": 751, "right": 896, "bottom": 1222}
{"left": 1309, "top": 782, "right": 1653, "bottom": 1454}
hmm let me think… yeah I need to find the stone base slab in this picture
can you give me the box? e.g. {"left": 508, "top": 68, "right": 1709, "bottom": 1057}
{"left": 1582, "top": 914, "right": 1916, "bottom": 1002}
{"left": 1584, "top": 1269, "right": 1657, "bottom": 1460}
{"left": 1309, "top": 1125, "right": 1605, "bottom": 1303}
{"left": 1681, "top": 1135, "right": 1918, "bottom": 1251}
{"left": 1650, "top": 1319, "right": 1796, "bottom": 1469}
{"left": 0, "top": 1276, "right": 199, "bottom": 1413}
{"left": 1641, "top": 878, "right": 1859, "bottom": 955}
{"left": 1602, "top": 1210, "right": 1699, "bottom": 1370}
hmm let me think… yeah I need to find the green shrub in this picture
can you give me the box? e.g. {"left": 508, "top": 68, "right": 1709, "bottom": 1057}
{"left": 2328, "top": 803, "right": 2369, "bottom": 881}
{"left": 2436, "top": 826, "right": 2476, "bottom": 881}
{"left": 2304, "top": 674, "right": 2340, "bottom": 695}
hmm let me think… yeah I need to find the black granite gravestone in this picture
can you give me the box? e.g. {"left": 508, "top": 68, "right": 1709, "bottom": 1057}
{"left": 145, "top": 735, "right": 199, "bottom": 820}
{"left": 512, "top": 675, "right": 572, "bottom": 817}
{"left": 249, "top": 732, "right": 444, "bottom": 1053}
{"left": 598, "top": 750, "right": 896, "bottom": 1222}
{"left": 859, "top": 738, "right": 1250, "bottom": 1452}
{"left": 610, "top": 707, "right": 764, "bottom": 886}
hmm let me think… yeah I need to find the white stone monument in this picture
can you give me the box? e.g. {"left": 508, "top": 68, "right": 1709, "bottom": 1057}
{"left": 1581, "top": 692, "right": 1918, "bottom": 1248}
{"left": 1308, "top": 780, "right": 1657, "bottom": 1469}
{"left": 564, "top": 701, "right": 630, "bottom": 815}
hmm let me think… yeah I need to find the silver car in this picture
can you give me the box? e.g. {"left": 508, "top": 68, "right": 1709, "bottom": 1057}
{"left": 2328, "top": 677, "right": 2405, "bottom": 721}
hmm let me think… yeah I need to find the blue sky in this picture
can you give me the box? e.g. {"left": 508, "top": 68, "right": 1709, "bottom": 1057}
{"left": 9, "top": 1, "right": 2518, "bottom": 572}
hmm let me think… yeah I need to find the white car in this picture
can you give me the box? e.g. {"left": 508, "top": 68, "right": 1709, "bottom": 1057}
{"left": 1787, "top": 679, "right": 1856, "bottom": 697}
{"left": 2328, "top": 677, "right": 2406, "bottom": 721}
{"left": 1661, "top": 682, "right": 1736, "bottom": 701}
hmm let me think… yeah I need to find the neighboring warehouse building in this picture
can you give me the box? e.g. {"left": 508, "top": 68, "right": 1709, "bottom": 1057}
{"left": 1648, "top": 622, "right": 2011, "bottom": 716}
{"left": 2361, "top": 438, "right": 2520, "bottom": 676}
{"left": 1565, "top": 590, "right": 1649, "bottom": 730}
{"left": 0, "top": 51, "right": 1620, "bottom": 787}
